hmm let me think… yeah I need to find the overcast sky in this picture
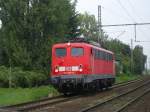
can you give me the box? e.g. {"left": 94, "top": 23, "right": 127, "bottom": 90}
{"left": 76, "top": 0, "right": 150, "bottom": 68}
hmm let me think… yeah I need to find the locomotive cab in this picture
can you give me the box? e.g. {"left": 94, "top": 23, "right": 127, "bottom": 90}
{"left": 51, "top": 43, "right": 90, "bottom": 94}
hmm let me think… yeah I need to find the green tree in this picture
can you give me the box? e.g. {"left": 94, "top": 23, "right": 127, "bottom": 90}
{"left": 78, "top": 12, "right": 107, "bottom": 47}
{"left": 78, "top": 12, "right": 99, "bottom": 41}
{"left": 133, "top": 45, "right": 146, "bottom": 74}
{"left": 0, "top": 0, "right": 78, "bottom": 71}
{"left": 65, "top": 0, "right": 81, "bottom": 39}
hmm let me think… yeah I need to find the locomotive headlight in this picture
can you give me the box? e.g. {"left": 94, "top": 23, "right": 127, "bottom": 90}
{"left": 55, "top": 69, "right": 58, "bottom": 72}
{"left": 79, "top": 69, "right": 83, "bottom": 72}
{"left": 79, "top": 64, "right": 83, "bottom": 72}
{"left": 55, "top": 66, "right": 59, "bottom": 73}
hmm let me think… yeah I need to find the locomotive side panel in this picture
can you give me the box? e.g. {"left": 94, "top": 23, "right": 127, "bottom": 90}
{"left": 90, "top": 47, "right": 115, "bottom": 77}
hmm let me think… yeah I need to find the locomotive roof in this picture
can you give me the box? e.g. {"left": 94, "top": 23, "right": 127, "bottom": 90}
{"left": 53, "top": 42, "right": 114, "bottom": 54}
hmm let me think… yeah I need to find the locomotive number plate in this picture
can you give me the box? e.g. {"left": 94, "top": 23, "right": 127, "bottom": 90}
{"left": 65, "top": 67, "right": 72, "bottom": 71}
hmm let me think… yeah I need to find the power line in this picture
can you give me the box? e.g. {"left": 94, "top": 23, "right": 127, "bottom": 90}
{"left": 104, "top": 30, "right": 126, "bottom": 33}
{"left": 115, "top": 0, "right": 150, "bottom": 43}
{"left": 115, "top": 0, "right": 136, "bottom": 22}
{"left": 136, "top": 40, "right": 150, "bottom": 43}
{"left": 101, "top": 22, "right": 150, "bottom": 42}
{"left": 127, "top": 0, "right": 145, "bottom": 22}
{"left": 103, "top": 0, "right": 149, "bottom": 41}
{"left": 102, "top": 22, "right": 150, "bottom": 27}
{"left": 101, "top": 6, "right": 131, "bottom": 22}
{"left": 126, "top": 0, "right": 150, "bottom": 41}
{"left": 110, "top": 0, "right": 134, "bottom": 22}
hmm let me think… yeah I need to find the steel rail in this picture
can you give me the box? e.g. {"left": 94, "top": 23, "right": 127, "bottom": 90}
{"left": 1, "top": 95, "right": 64, "bottom": 109}
{"left": 78, "top": 80, "right": 150, "bottom": 112}
{"left": 0, "top": 109, "right": 18, "bottom": 112}
{"left": 114, "top": 88, "right": 150, "bottom": 112}
{"left": 112, "top": 78, "right": 142, "bottom": 88}
{"left": 16, "top": 95, "right": 81, "bottom": 112}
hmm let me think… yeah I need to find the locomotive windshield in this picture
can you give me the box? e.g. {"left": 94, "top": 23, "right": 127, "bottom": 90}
{"left": 55, "top": 48, "right": 66, "bottom": 57}
{"left": 71, "top": 47, "right": 83, "bottom": 56}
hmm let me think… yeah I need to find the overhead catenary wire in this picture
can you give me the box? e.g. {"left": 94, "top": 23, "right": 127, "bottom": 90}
{"left": 101, "top": 22, "right": 150, "bottom": 27}
{"left": 101, "top": 6, "right": 131, "bottom": 22}
{"left": 115, "top": 0, "right": 148, "bottom": 41}
{"left": 99, "top": 0, "right": 150, "bottom": 43}
{"left": 106, "top": 0, "right": 133, "bottom": 22}
{"left": 102, "top": 0, "right": 149, "bottom": 41}
{"left": 126, "top": 0, "right": 150, "bottom": 40}
{"left": 127, "top": 0, "right": 145, "bottom": 23}
{"left": 100, "top": 22, "right": 150, "bottom": 42}
{"left": 115, "top": 0, "right": 136, "bottom": 22}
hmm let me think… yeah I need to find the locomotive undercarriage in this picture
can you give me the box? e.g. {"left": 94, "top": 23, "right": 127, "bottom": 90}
{"left": 51, "top": 75, "right": 115, "bottom": 95}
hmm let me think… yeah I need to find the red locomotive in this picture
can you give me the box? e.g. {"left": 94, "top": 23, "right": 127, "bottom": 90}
{"left": 51, "top": 41, "right": 115, "bottom": 94}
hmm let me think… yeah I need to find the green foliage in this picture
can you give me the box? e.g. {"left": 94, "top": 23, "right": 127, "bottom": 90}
{"left": 78, "top": 12, "right": 99, "bottom": 41}
{"left": 133, "top": 45, "right": 147, "bottom": 74}
{"left": 0, "top": 86, "right": 59, "bottom": 106}
{"left": 0, "top": 0, "right": 78, "bottom": 71}
{"left": 116, "top": 73, "right": 140, "bottom": 83}
{"left": 0, "top": 66, "right": 48, "bottom": 88}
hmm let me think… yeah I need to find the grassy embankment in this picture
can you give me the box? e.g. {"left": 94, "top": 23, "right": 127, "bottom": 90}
{"left": 0, "top": 86, "right": 59, "bottom": 106}
{"left": 115, "top": 73, "right": 141, "bottom": 83}
{"left": 0, "top": 74, "right": 141, "bottom": 106}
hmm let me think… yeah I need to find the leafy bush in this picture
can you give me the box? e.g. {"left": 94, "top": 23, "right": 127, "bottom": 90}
{"left": 0, "top": 66, "right": 49, "bottom": 88}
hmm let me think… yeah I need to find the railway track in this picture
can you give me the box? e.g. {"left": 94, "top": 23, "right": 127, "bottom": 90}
{"left": 114, "top": 89, "right": 150, "bottom": 112}
{"left": 0, "top": 77, "right": 148, "bottom": 112}
{"left": 1, "top": 95, "right": 81, "bottom": 112}
{"left": 78, "top": 79, "right": 150, "bottom": 112}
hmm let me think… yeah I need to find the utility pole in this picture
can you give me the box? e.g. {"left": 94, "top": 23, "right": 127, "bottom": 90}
{"left": 130, "top": 39, "right": 133, "bottom": 73}
{"left": 98, "top": 5, "right": 102, "bottom": 44}
{"left": 149, "top": 58, "right": 150, "bottom": 74}
{"left": 146, "top": 58, "right": 148, "bottom": 74}
{"left": 134, "top": 24, "right": 137, "bottom": 42}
